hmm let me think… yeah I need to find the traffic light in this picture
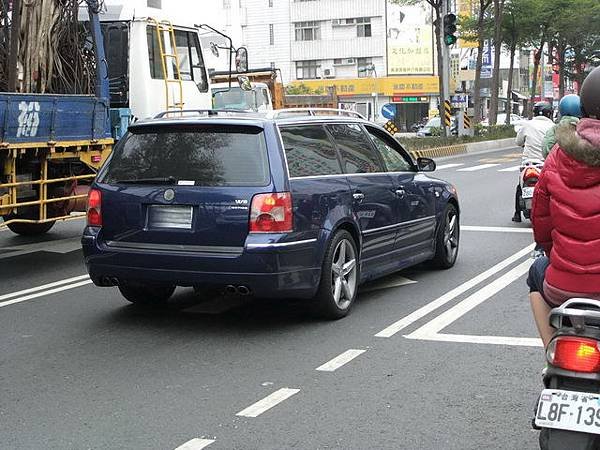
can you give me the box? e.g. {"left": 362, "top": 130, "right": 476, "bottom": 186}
{"left": 443, "top": 13, "right": 457, "bottom": 46}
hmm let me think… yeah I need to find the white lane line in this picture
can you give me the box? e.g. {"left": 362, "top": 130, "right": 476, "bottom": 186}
{"left": 316, "top": 349, "right": 366, "bottom": 372}
{"left": 236, "top": 388, "right": 300, "bottom": 418}
{"left": 374, "top": 243, "right": 535, "bottom": 338}
{"left": 0, "top": 280, "right": 92, "bottom": 309}
{"left": 406, "top": 333, "right": 542, "bottom": 347}
{"left": 457, "top": 163, "right": 501, "bottom": 172}
{"left": 406, "top": 258, "right": 532, "bottom": 339}
{"left": 498, "top": 165, "right": 522, "bottom": 172}
{"left": 0, "top": 274, "right": 90, "bottom": 302}
{"left": 462, "top": 225, "right": 532, "bottom": 234}
{"left": 435, "top": 163, "right": 464, "bottom": 170}
{"left": 174, "top": 438, "right": 216, "bottom": 450}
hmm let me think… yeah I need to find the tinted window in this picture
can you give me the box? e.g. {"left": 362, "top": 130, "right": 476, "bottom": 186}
{"left": 281, "top": 125, "right": 342, "bottom": 177}
{"left": 326, "top": 124, "right": 383, "bottom": 174}
{"left": 146, "top": 26, "right": 163, "bottom": 79}
{"left": 366, "top": 128, "right": 414, "bottom": 172}
{"left": 100, "top": 126, "right": 270, "bottom": 186}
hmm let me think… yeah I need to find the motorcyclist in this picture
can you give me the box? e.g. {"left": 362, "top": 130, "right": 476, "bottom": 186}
{"left": 512, "top": 102, "right": 555, "bottom": 222}
{"left": 542, "top": 94, "right": 582, "bottom": 158}
{"left": 528, "top": 66, "right": 600, "bottom": 347}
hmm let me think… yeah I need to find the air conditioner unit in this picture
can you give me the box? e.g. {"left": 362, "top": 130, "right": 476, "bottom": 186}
{"left": 332, "top": 18, "right": 355, "bottom": 26}
{"left": 346, "top": 58, "right": 355, "bottom": 64}
{"left": 322, "top": 66, "right": 335, "bottom": 78}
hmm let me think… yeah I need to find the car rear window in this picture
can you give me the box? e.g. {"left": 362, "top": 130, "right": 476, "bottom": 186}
{"left": 99, "top": 125, "right": 270, "bottom": 187}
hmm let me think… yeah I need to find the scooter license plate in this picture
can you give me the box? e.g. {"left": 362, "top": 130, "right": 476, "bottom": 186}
{"left": 535, "top": 389, "right": 600, "bottom": 434}
{"left": 522, "top": 187, "right": 535, "bottom": 199}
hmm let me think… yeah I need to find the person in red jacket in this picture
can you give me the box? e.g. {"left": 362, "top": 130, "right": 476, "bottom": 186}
{"left": 529, "top": 66, "right": 600, "bottom": 347}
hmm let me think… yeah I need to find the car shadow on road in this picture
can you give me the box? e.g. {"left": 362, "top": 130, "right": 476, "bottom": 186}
{"left": 98, "top": 288, "right": 326, "bottom": 337}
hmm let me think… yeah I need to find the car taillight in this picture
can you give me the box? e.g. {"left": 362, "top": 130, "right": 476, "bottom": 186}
{"left": 249, "top": 192, "right": 292, "bottom": 233}
{"left": 87, "top": 189, "right": 102, "bottom": 227}
{"left": 523, "top": 167, "right": 540, "bottom": 186}
{"left": 547, "top": 336, "right": 600, "bottom": 373}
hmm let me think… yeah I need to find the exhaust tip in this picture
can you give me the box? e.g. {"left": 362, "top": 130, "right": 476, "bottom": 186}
{"left": 237, "top": 286, "right": 251, "bottom": 296}
{"left": 225, "top": 285, "right": 238, "bottom": 295}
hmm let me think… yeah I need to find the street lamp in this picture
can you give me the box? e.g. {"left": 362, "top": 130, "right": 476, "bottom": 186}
{"left": 358, "top": 63, "right": 378, "bottom": 120}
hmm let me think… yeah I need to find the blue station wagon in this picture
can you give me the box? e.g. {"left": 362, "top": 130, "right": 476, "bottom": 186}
{"left": 82, "top": 110, "right": 460, "bottom": 319}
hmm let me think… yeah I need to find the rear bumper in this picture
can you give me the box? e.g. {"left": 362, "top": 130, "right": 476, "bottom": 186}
{"left": 81, "top": 228, "right": 322, "bottom": 299}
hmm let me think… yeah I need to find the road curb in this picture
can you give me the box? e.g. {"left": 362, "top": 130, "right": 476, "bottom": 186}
{"left": 410, "top": 144, "right": 467, "bottom": 160}
{"left": 408, "top": 137, "right": 515, "bottom": 160}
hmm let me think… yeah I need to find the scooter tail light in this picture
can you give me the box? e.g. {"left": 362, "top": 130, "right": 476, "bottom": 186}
{"left": 87, "top": 188, "right": 102, "bottom": 227}
{"left": 522, "top": 167, "right": 540, "bottom": 186}
{"left": 547, "top": 336, "right": 600, "bottom": 373}
{"left": 249, "top": 192, "right": 293, "bottom": 233}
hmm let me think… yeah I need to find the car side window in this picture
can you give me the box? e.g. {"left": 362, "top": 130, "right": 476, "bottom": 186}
{"left": 280, "top": 125, "right": 343, "bottom": 177}
{"left": 366, "top": 127, "right": 414, "bottom": 172}
{"left": 326, "top": 123, "right": 384, "bottom": 174}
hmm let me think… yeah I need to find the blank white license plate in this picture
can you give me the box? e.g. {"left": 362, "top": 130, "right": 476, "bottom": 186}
{"left": 535, "top": 389, "right": 600, "bottom": 434}
{"left": 147, "top": 205, "right": 193, "bottom": 229}
{"left": 522, "top": 187, "right": 535, "bottom": 199}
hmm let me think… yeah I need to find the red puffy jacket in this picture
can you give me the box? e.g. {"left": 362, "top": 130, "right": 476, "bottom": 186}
{"left": 532, "top": 118, "right": 600, "bottom": 293}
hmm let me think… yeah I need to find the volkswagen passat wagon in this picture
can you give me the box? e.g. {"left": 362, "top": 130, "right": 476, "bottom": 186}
{"left": 82, "top": 110, "right": 460, "bottom": 319}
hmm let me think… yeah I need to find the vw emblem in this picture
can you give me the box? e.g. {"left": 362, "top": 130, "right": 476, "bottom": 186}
{"left": 163, "top": 189, "right": 175, "bottom": 201}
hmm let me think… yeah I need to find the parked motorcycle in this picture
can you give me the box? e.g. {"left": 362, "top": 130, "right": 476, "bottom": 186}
{"left": 535, "top": 298, "right": 600, "bottom": 449}
{"left": 518, "top": 159, "right": 544, "bottom": 220}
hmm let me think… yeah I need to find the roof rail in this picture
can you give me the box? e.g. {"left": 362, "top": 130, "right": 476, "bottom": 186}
{"left": 154, "top": 109, "right": 252, "bottom": 119}
{"left": 269, "top": 108, "right": 366, "bottom": 120}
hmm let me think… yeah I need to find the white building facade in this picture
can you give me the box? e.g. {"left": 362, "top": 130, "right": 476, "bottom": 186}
{"left": 224, "top": 0, "right": 439, "bottom": 128}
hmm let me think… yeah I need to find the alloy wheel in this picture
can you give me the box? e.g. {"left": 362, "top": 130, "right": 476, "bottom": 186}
{"left": 331, "top": 238, "right": 357, "bottom": 310}
{"left": 443, "top": 210, "right": 459, "bottom": 262}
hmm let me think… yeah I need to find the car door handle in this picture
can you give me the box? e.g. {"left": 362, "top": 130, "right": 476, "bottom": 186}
{"left": 395, "top": 188, "right": 406, "bottom": 197}
{"left": 353, "top": 191, "right": 365, "bottom": 202}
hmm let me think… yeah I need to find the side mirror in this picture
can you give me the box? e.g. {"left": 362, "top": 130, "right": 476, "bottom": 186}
{"left": 209, "top": 42, "right": 220, "bottom": 58}
{"left": 417, "top": 157, "right": 436, "bottom": 172}
{"left": 235, "top": 47, "right": 248, "bottom": 73}
{"left": 238, "top": 75, "right": 252, "bottom": 91}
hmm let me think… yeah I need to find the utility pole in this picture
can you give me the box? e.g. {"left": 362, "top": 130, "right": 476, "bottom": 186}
{"left": 7, "top": 0, "right": 21, "bottom": 92}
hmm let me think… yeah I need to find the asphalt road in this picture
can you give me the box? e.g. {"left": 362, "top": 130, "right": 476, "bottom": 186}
{"left": 0, "top": 146, "right": 546, "bottom": 450}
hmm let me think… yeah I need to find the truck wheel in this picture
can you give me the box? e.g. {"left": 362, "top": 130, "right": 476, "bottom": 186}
{"left": 428, "top": 203, "right": 459, "bottom": 269}
{"left": 312, "top": 230, "right": 359, "bottom": 320}
{"left": 118, "top": 282, "right": 175, "bottom": 307}
{"left": 3, "top": 217, "right": 55, "bottom": 236}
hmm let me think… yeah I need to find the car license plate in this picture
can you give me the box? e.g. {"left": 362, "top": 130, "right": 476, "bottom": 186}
{"left": 522, "top": 187, "right": 535, "bottom": 199}
{"left": 535, "top": 389, "right": 600, "bottom": 434}
{"left": 147, "top": 205, "right": 193, "bottom": 229}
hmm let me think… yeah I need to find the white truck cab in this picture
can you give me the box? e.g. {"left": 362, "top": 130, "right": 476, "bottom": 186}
{"left": 83, "top": 3, "right": 213, "bottom": 120}
{"left": 211, "top": 82, "right": 273, "bottom": 112}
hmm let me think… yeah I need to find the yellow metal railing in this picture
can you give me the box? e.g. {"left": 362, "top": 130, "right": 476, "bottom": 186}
{"left": 0, "top": 139, "right": 113, "bottom": 227}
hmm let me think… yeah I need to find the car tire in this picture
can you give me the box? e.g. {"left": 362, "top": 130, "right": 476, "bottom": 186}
{"left": 118, "top": 282, "right": 175, "bottom": 306}
{"left": 429, "top": 203, "right": 460, "bottom": 269}
{"left": 3, "top": 216, "right": 55, "bottom": 235}
{"left": 312, "top": 230, "right": 359, "bottom": 320}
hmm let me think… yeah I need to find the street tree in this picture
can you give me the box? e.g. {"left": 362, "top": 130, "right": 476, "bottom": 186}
{"left": 501, "top": 0, "right": 538, "bottom": 123}
{"left": 458, "top": 0, "right": 493, "bottom": 124}
{"left": 548, "top": 0, "right": 600, "bottom": 96}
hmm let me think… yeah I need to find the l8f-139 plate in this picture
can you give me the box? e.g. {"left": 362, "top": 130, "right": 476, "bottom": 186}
{"left": 536, "top": 388, "right": 600, "bottom": 434}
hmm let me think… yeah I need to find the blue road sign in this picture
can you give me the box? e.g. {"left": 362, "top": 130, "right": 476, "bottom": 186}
{"left": 381, "top": 103, "right": 396, "bottom": 120}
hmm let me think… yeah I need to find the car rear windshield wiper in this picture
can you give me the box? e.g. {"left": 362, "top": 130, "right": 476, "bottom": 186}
{"left": 116, "top": 176, "right": 177, "bottom": 185}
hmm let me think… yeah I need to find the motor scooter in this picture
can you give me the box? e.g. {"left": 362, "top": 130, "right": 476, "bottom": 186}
{"left": 535, "top": 298, "right": 600, "bottom": 449}
{"left": 518, "top": 159, "right": 544, "bottom": 220}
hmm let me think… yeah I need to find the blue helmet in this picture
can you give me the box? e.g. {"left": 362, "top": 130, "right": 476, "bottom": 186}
{"left": 558, "top": 94, "right": 582, "bottom": 118}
